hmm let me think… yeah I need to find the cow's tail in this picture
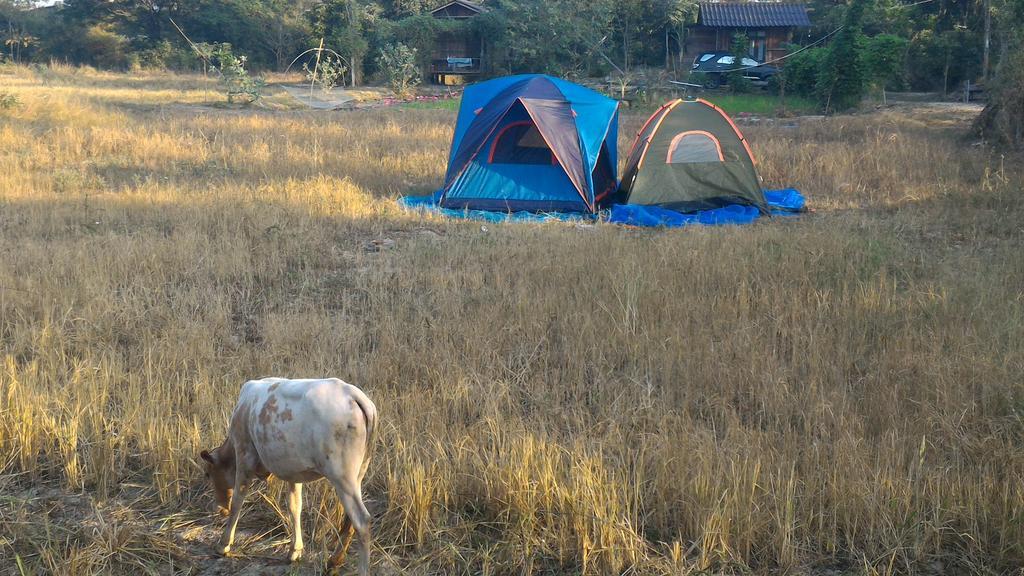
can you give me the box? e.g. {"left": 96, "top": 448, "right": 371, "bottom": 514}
{"left": 350, "top": 386, "right": 378, "bottom": 483}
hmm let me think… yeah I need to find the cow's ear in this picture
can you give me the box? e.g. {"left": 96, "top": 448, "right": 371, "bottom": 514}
{"left": 200, "top": 450, "right": 215, "bottom": 464}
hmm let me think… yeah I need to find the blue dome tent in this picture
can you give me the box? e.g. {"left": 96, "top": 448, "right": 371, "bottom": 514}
{"left": 440, "top": 75, "right": 619, "bottom": 213}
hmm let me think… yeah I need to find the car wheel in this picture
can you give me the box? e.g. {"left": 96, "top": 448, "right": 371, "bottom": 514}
{"left": 705, "top": 73, "right": 722, "bottom": 89}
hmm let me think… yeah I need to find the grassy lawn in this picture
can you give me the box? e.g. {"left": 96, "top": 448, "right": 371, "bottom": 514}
{"left": 1, "top": 64, "right": 1022, "bottom": 575}
{"left": 700, "top": 91, "right": 819, "bottom": 115}
{"left": 623, "top": 91, "right": 818, "bottom": 118}
{"left": 398, "top": 96, "right": 460, "bottom": 111}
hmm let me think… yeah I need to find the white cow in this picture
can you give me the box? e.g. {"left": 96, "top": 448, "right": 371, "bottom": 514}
{"left": 200, "top": 377, "right": 377, "bottom": 575}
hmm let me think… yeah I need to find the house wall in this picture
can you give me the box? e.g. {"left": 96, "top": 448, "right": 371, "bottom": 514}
{"left": 684, "top": 27, "right": 795, "bottom": 65}
{"left": 432, "top": 33, "right": 481, "bottom": 60}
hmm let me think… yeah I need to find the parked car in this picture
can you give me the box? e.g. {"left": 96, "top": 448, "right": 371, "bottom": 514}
{"left": 690, "top": 52, "right": 778, "bottom": 88}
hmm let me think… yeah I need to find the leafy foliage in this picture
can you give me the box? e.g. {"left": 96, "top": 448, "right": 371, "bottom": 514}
{"left": 310, "top": 0, "right": 368, "bottom": 85}
{"left": 304, "top": 53, "right": 348, "bottom": 92}
{"left": 377, "top": 42, "right": 420, "bottom": 97}
{"left": 860, "top": 33, "right": 908, "bottom": 91}
{"left": 0, "top": 90, "right": 19, "bottom": 110}
{"left": 209, "top": 43, "right": 265, "bottom": 104}
{"left": 817, "top": 0, "right": 867, "bottom": 112}
{"left": 727, "top": 32, "right": 754, "bottom": 93}
{"left": 0, "top": 0, "right": 1017, "bottom": 113}
{"left": 974, "top": 0, "right": 1024, "bottom": 148}
{"left": 780, "top": 46, "right": 827, "bottom": 98}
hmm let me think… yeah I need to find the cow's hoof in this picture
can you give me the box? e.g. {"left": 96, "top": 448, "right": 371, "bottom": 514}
{"left": 289, "top": 548, "right": 303, "bottom": 562}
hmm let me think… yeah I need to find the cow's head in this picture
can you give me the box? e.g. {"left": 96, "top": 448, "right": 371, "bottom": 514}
{"left": 199, "top": 443, "right": 235, "bottom": 516}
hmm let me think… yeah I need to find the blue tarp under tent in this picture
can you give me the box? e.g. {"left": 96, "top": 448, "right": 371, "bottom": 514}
{"left": 411, "top": 79, "right": 807, "bottom": 227}
{"left": 399, "top": 188, "right": 805, "bottom": 227}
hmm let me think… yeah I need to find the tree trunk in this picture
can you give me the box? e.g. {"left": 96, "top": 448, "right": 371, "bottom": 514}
{"left": 982, "top": 0, "right": 991, "bottom": 81}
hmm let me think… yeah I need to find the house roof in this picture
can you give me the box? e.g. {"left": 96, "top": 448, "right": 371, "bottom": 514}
{"left": 697, "top": 2, "right": 811, "bottom": 28}
{"left": 430, "top": 0, "right": 487, "bottom": 16}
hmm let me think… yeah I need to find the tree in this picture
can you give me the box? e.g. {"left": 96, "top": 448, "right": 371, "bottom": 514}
{"left": 310, "top": 0, "right": 369, "bottom": 85}
{"left": 377, "top": 41, "right": 419, "bottom": 96}
{"left": 973, "top": 0, "right": 1024, "bottom": 148}
{"left": 667, "top": 0, "right": 698, "bottom": 71}
{"left": 816, "top": 0, "right": 866, "bottom": 112}
{"left": 493, "top": 0, "right": 615, "bottom": 76}
{"left": 861, "top": 33, "right": 908, "bottom": 92}
{"left": 1, "top": 0, "right": 44, "bottom": 63}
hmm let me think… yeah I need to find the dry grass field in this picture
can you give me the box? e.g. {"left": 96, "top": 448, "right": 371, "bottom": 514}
{"left": 1, "top": 64, "right": 1022, "bottom": 575}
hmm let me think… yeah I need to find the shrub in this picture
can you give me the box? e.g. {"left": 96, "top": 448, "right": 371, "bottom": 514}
{"left": 0, "top": 91, "right": 20, "bottom": 111}
{"left": 817, "top": 0, "right": 867, "bottom": 112}
{"left": 974, "top": 49, "right": 1024, "bottom": 148}
{"left": 777, "top": 46, "right": 826, "bottom": 98}
{"left": 377, "top": 42, "right": 420, "bottom": 98}
{"left": 861, "top": 34, "right": 908, "bottom": 91}
{"left": 80, "top": 25, "right": 129, "bottom": 69}
{"left": 727, "top": 32, "right": 754, "bottom": 93}
{"left": 129, "top": 40, "right": 200, "bottom": 72}
{"left": 688, "top": 70, "right": 711, "bottom": 88}
{"left": 303, "top": 54, "right": 348, "bottom": 92}
{"left": 209, "top": 44, "right": 265, "bottom": 104}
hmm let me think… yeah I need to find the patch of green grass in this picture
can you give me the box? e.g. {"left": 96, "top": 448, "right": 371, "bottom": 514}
{"left": 626, "top": 91, "right": 818, "bottom": 117}
{"left": 701, "top": 93, "right": 818, "bottom": 116}
{"left": 400, "top": 97, "right": 459, "bottom": 111}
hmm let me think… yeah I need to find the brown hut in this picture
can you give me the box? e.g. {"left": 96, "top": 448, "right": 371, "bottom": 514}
{"left": 685, "top": 2, "right": 811, "bottom": 64}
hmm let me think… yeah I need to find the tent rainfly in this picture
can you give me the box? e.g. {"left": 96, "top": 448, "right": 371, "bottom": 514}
{"left": 439, "top": 74, "right": 619, "bottom": 213}
{"left": 615, "top": 98, "right": 768, "bottom": 213}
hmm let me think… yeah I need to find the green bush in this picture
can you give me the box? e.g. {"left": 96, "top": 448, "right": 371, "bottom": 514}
{"left": 817, "top": 0, "right": 867, "bottom": 112}
{"left": 129, "top": 40, "right": 200, "bottom": 71}
{"left": 861, "top": 34, "right": 908, "bottom": 91}
{"left": 377, "top": 42, "right": 420, "bottom": 98}
{"left": 727, "top": 32, "right": 754, "bottom": 93}
{"left": 0, "top": 91, "right": 20, "bottom": 111}
{"left": 303, "top": 54, "right": 348, "bottom": 92}
{"left": 688, "top": 70, "right": 711, "bottom": 88}
{"left": 780, "top": 46, "right": 826, "bottom": 98}
{"left": 80, "top": 25, "right": 129, "bottom": 69}
{"left": 974, "top": 49, "right": 1024, "bottom": 149}
{"left": 208, "top": 44, "right": 265, "bottom": 104}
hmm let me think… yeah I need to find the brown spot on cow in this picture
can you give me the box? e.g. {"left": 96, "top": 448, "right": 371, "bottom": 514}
{"left": 280, "top": 408, "right": 293, "bottom": 422}
{"left": 258, "top": 395, "right": 279, "bottom": 426}
{"left": 268, "top": 382, "right": 280, "bottom": 392}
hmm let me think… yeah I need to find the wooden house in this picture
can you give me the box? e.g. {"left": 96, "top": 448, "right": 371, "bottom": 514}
{"left": 429, "top": 0, "right": 487, "bottom": 85}
{"left": 685, "top": 2, "right": 811, "bottom": 64}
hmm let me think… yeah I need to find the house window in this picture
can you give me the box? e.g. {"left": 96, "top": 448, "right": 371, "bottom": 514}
{"left": 489, "top": 122, "right": 555, "bottom": 165}
{"left": 750, "top": 30, "right": 767, "bottom": 61}
{"left": 666, "top": 131, "right": 724, "bottom": 163}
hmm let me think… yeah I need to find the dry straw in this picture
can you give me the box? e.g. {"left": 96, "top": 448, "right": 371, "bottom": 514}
{"left": 0, "top": 64, "right": 1022, "bottom": 575}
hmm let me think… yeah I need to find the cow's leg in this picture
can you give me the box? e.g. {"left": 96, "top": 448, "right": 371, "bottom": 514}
{"left": 287, "top": 482, "right": 304, "bottom": 562}
{"left": 218, "top": 476, "right": 251, "bottom": 555}
{"left": 327, "top": 480, "right": 371, "bottom": 576}
{"left": 327, "top": 514, "right": 354, "bottom": 568}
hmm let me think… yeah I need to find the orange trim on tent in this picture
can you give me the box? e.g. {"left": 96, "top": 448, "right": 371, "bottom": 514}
{"left": 633, "top": 99, "right": 682, "bottom": 175}
{"left": 626, "top": 100, "right": 672, "bottom": 160}
{"left": 487, "top": 121, "right": 556, "bottom": 165}
{"left": 443, "top": 99, "right": 520, "bottom": 194}
{"left": 665, "top": 130, "right": 725, "bottom": 163}
{"left": 696, "top": 98, "right": 758, "bottom": 165}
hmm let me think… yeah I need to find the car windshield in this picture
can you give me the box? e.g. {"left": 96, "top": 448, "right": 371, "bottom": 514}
{"left": 716, "top": 56, "right": 735, "bottom": 64}
{"left": 741, "top": 57, "right": 759, "bottom": 67}
{"left": 699, "top": 54, "right": 716, "bottom": 62}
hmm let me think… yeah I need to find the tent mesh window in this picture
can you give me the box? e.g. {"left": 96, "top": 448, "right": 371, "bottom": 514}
{"left": 489, "top": 122, "right": 555, "bottom": 165}
{"left": 666, "top": 131, "right": 724, "bottom": 163}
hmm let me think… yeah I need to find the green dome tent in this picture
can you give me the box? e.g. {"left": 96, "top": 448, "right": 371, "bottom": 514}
{"left": 614, "top": 98, "right": 768, "bottom": 214}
